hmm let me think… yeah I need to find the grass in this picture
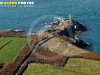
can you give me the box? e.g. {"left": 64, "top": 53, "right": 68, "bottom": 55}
{"left": 42, "top": 37, "right": 88, "bottom": 56}
{"left": 23, "top": 58, "right": 100, "bottom": 75}
{"left": 0, "top": 37, "right": 12, "bottom": 48}
{"left": 0, "top": 37, "right": 29, "bottom": 63}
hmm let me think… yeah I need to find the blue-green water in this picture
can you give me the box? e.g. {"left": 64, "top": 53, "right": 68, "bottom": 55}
{"left": 0, "top": 0, "right": 100, "bottom": 52}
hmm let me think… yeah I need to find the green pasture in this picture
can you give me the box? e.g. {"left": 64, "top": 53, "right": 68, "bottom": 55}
{"left": 0, "top": 37, "right": 28, "bottom": 63}
{"left": 23, "top": 58, "right": 100, "bottom": 75}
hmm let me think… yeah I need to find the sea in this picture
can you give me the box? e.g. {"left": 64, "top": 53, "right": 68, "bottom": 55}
{"left": 0, "top": 0, "right": 100, "bottom": 52}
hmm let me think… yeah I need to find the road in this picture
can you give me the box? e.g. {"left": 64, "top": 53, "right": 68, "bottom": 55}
{"left": 15, "top": 34, "right": 53, "bottom": 75}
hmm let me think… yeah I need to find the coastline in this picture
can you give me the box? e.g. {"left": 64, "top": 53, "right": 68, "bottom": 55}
{"left": 0, "top": 17, "right": 100, "bottom": 75}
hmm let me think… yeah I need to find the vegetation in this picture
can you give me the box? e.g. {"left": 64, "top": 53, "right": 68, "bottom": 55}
{"left": 42, "top": 37, "right": 88, "bottom": 56}
{"left": 0, "top": 37, "right": 12, "bottom": 48}
{"left": 0, "top": 37, "right": 28, "bottom": 63}
{"left": 23, "top": 58, "right": 100, "bottom": 75}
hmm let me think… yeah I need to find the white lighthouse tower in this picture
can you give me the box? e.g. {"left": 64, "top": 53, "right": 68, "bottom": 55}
{"left": 67, "top": 14, "right": 73, "bottom": 25}
{"left": 68, "top": 14, "right": 72, "bottom": 21}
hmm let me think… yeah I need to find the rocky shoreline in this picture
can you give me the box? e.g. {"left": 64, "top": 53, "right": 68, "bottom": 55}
{"left": 45, "top": 17, "right": 92, "bottom": 49}
{"left": 0, "top": 16, "right": 100, "bottom": 75}
{"left": 0, "top": 17, "right": 91, "bottom": 49}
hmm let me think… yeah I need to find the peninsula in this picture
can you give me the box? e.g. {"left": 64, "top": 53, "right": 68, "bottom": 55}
{"left": 0, "top": 15, "right": 100, "bottom": 75}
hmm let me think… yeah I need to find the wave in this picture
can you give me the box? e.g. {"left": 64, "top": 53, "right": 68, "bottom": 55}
{"left": 54, "top": 17, "right": 64, "bottom": 21}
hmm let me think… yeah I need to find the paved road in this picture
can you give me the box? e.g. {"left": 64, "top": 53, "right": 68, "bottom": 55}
{"left": 15, "top": 34, "right": 53, "bottom": 75}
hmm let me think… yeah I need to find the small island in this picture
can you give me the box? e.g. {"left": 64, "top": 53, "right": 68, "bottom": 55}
{"left": 0, "top": 15, "right": 100, "bottom": 75}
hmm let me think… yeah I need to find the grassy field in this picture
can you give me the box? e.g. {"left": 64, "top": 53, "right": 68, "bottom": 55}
{"left": 42, "top": 37, "right": 88, "bottom": 56}
{"left": 23, "top": 58, "right": 100, "bottom": 75}
{"left": 0, "top": 37, "right": 28, "bottom": 63}
{"left": 0, "top": 37, "right": 12, "bottom": 48}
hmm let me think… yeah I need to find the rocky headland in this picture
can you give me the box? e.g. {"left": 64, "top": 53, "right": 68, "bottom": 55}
{"left": 0, "top": 15, "right": 100, "bottom": 75}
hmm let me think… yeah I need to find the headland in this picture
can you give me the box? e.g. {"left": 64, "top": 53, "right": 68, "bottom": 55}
{"left": 0, "top": 15, "right": 100, "bottom": 75}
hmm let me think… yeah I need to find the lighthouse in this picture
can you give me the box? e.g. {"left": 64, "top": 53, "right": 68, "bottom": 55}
{"left": 66, "top": 14, "right": 73, "bottom": 26}
{"left": 68, "top": 14, "right": 72, "bottom": 21}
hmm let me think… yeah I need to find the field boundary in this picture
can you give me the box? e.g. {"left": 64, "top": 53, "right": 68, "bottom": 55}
{"left": 0, "top": 40, "right": 13, "bottom": 50}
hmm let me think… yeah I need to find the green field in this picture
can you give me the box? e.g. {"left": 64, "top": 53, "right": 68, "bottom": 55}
{"left": 23, "top": 58, "right": 100, "bottom": 75}
{"left": 0, "top": 37, "right": 28, "bottom": 63}
{"left": 0, "top": 37, "right": 12, "bottom": 48}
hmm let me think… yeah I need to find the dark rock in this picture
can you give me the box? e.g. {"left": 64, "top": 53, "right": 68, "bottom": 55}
{"left": 72, "top": 21, "right": 87, "bottom": 34}
{"left": 74, "top": 39, "right": 92, "bottom": 48}
{"left": 0, "top": 65, "right": 3, "bottom": 69}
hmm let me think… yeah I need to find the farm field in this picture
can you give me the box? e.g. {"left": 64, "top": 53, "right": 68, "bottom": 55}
{"left": 0, "top": 37, "right": 12, "bottom": 48}
{"left": 0, "top": 37, "right": 28, "bottom": 63}
{"left": 23, "top": 58, "right": 100, "bottom": 75}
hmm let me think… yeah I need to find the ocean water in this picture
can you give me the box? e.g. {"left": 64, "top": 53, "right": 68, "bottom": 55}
{"left": 0, "top": 0, "right": 100, "bottom": 52}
